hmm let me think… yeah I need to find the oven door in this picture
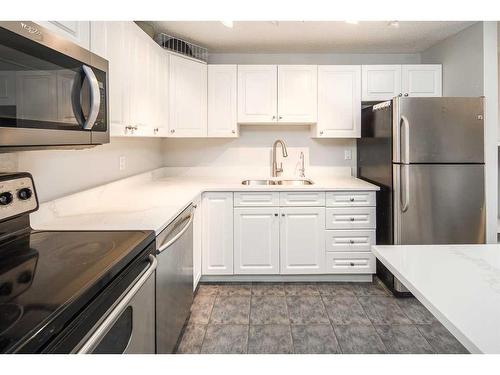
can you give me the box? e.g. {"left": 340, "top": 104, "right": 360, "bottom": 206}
{"left": 77, "top": 255, "right": 157, "bottom": 354}
{"left": 0, "top": 21, "right": 108, "bottom": 150}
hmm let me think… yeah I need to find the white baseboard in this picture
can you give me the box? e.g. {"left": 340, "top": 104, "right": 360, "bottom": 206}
{"left": 200, "top": 274, "right": 373, "bottom": 283}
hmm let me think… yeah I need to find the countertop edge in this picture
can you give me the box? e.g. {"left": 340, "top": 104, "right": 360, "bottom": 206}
{"left": 371, "top": 245, "right": 482, "bottom": 354}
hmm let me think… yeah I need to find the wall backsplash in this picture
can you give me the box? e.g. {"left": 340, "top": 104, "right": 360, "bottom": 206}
{"left": 0, "top": 138, "right": 164, "bottom": 203}
{"left": 162, "top": 125, "right": 356, "bottom": 178}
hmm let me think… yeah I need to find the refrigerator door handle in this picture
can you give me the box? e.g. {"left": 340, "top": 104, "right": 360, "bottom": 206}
{"left": 400, "top": 115, "right": 410, "bottom": 164}
{"left": 400, "top": 164, "right": 410, "bottom": 212}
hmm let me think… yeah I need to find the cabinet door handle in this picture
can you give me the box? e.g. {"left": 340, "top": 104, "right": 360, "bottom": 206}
{"left": 281, "top": 213, "right": 285, "bottom": 217}
{"left": 398, "top": 93, "right": 403, "bottom": 97}
{"left": 350, "top": 217, "right": 355, "bottom": 222}
{"left": 170, "top": 129, "right": 175, "bottom": 133}
{"left": 272, "top": 115, "right": 276, "bottom": 120}
{"left": 404, "top": 93, "right": 409, "bottom": 97}
{"left": 231, "top": 130, "right": 236, "bottom": 134}
{"left": 349, "top": 197, "right": 355, "bottom": 202}
{"left": 279, "top": 116, "right": 283, "bottom": 120}
{"left": 319, "top": 131, "right": 324, "bottom": 135}
{"left": 274, "top": 213, "right": 278, "bottom": 217}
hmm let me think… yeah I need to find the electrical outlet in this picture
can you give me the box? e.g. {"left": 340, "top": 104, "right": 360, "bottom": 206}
{"left": 344, "top": 149, "right": 352, "bottom": 160}
{"left": 119, "top": 156, "right": 126, "bottom": 171}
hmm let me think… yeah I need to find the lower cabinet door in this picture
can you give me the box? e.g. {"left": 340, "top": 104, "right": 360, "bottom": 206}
{"left": 280, "top": 207, "right": 325, "bottom": 274}
{"left": 234, "top": 207, "right": 280, "bottom": 274}
{"left": 202, "top": 192, "right": 234, "bottom": 275}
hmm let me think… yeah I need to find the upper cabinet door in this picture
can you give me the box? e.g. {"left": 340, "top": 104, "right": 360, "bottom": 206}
{"left": 402, "top": 65, "right": 442, "bottom": 97}
{"left": 37, "top": 21, "right": 90, "bottom": 50}
{"left": 362, "top": 65, "right": 402, "bottom": 101}
{"left": 237, "top": 65, "right": 277, "bottom": 123}
{"left": 90, "top": 22, "right": 130, "bottom": 134}
{"left": 208, "top": 65, "right": 238, "bottom": 137}
{"left": 169, "top": 55, "right": 207, "bottom": 137}
{"left": 317, "top": 65, "right": 361, "bottom": 138}
{"left": 278, "top": 65, "right": 317, "bottom": 123}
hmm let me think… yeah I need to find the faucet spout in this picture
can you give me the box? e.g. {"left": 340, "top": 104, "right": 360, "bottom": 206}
{"left": 272, "top": 139, "right": 288, "bottom": 177}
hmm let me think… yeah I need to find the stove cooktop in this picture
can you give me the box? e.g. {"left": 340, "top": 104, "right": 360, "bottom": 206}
{"left": 0, "top": 229, "right": 155, "bottom": 353}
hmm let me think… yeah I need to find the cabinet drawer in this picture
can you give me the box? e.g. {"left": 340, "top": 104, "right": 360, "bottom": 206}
{"left": 325, "top": 230, "right": 375, "bottom": 252}
{"left": 326, "top": 207, "right": 376, "bottom": 229}
{"left": 234, "top": 192, "right": 279, "bottom": 207}
{"left": 326, "top": 191, "right": 375, "bottom": 207}
{"left": 325, "top": 252, "right": 375, "bottom": 274}
{"left": 279, "top": 192, "right": 325, "bottom": 206}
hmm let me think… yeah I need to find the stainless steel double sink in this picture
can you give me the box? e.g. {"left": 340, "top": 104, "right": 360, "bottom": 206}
{"left": 241, "top": 179, "right": 314, "bottom": 186}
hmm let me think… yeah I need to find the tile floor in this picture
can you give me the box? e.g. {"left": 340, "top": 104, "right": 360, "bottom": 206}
{"left": 176, "top": 280, "right": 468, "bottom": 354}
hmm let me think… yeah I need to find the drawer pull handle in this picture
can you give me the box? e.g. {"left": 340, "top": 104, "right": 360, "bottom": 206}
{"left": 349, "top": 240, "right": 354, "bottom": 244}
{"left": 349, "top": 197, "right": 355, "bottom": 202}
{"left": 350, "top": 262, "right": 355, "bottom": 266}
{"left": 350, "top": 217, "right": 355, "bottom": 222}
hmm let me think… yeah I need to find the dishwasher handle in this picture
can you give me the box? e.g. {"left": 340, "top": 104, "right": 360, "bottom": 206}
{"left": 157, "top": 212, "right": 194, "bottom": 254}
{"left": 77, "top": 254, "right": 157, "bottom": 354}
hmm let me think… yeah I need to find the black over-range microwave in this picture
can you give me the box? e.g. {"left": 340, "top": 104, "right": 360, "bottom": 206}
{"left": 0, "top": 21, "right": 109, "bottom": 151}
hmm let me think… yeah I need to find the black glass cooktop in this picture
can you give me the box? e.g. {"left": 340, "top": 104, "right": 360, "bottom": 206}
{"left": 0, "top": 229, "right": 154, "bottom": 353}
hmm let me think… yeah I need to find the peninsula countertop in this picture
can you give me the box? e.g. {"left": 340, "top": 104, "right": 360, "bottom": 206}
{"left": 31, "top": 168, "right": 379, "bottom": 235}
{"left": 372, "top": 244, "right": 500, "bottom": 354}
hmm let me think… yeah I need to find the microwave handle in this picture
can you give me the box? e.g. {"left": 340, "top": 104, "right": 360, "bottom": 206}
{"left": 81, "top": 65, "right": 101, "bottom": 130}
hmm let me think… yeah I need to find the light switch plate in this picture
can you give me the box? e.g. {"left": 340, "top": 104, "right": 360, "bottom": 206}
{"left": 119, "top": 156, "right": 126, "bottom": 171}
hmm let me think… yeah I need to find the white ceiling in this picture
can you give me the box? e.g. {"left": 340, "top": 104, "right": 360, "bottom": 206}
{"left": 149, "top": 21, "right": 475, "bottom": 54}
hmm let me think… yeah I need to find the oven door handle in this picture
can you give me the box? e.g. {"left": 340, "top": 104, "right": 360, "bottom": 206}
{"left": 81, "top": 65, "right": 101, "bottom": 130}
{"left": 77, "top": 254, "right": 157, "bottom": 354}
{"left": 157, "top": 212, "right": 194, "bottom": 254}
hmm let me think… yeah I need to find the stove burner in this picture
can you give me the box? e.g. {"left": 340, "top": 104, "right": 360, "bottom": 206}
{"left": 0, "top": 303, "right": 23, "bottom": 335}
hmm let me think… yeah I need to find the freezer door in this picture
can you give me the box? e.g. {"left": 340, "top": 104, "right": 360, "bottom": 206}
{"left": 392, "top": 97, "right": 484, "bottom": 163}
{"left": 393, "top": 164, "right": 485, "bottom": 245}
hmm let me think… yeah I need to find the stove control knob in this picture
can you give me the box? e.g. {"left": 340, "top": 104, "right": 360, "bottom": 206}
{"left": 0, "top": 192, "right": 13, "bottom": 205}
{"left": 17, "top": 188, "right": 33, "bottom": 201}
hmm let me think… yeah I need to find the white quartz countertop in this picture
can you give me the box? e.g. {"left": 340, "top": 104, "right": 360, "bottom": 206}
{"left": 372, "top": 244, "right": 500, "bottom": 354}
{"left": 31, "top": 168, "right": 378, "bottom": 235}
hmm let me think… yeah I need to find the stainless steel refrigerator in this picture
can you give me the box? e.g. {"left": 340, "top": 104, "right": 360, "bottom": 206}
{"left": 357, "top": 97, "right": 485, "bottom": 296}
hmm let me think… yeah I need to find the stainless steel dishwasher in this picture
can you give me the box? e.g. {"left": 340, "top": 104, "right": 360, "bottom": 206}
{"left": 155, "top": 204, "right": 194, "bottom": 353}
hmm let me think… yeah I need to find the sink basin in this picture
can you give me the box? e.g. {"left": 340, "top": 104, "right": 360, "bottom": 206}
{"left": 275, "top": 179, "right": 314, "bottom": 186}
{"left": 241, "top": 179, "right": 314, "bottom": 186}
{"left": 241, "top": 179, "right": 275, "bottom": 185}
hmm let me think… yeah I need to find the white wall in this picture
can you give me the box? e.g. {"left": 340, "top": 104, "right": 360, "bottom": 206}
{"left": 1, "top": 138, "right": 163, "bottom": 203}
{"left": 422, "top": 22, "right": 498, "bottom": 243}
{"left": 421, "top": 22, "right": 484, "bottom": 96}
{"left": 208, "top": 53, "right": 421, "bottom": 65}
{"left": 162, "top": 125, "right": 355, "bottom": 178}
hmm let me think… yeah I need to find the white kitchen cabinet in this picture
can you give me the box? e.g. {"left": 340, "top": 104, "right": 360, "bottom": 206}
{"left": 325, "top": 191, "right": 376, "bottom": 207}
{"left": 37, "top": 21, "right": 90, "bottom": 49}
{"left": 169, "top": 55, "right": 207, "bottom": 137}
{"left": 202, "top": 192, "right": 234, "bottom": 275}
{"left": 280, "top": 207, "right": 325, "bottom": 274}
{"left": 316, "top": 65, "right": 361, "bottom": 138}
{"left": 325, "top": 252, "right": 375, "bottom": 274}
{"left": 90, "top": 22, "right": 130, "bottom": 135}
{"left": 279, "top": 191, "right": 325, "bottom": 207}
{"left": 234, "top": 192, "right": 280, "bottom": 207}
{"left": 402, "top": 65, "right": 442, "bottom": 97}
{"left": 325, "top": 207, "right": 376, "bottom": 230}
{"left": 208, "top": 65, "right": 238, "bottom": 137}
{"left": 237, "top": 65, "right": 277, "bottom": 123}
{"left": 0, "top": 72, "right": 15, "bottom": 106}
{"left": 234, "top": 207, "right": 280, "bottom": 274}
{"left": 362, "top": 65, "right": 402, "bottom": 101}
{"left": 91, "top": 21, "right": 168, "bottom": 138}
{"left": 277, "top": 65, "right": 317, "bottom": 123}
{"left": 193, "top": 197, "right": 202, "bottom": 290}
{"left": 325, "top": 229, "right": 375, "bottom": 253}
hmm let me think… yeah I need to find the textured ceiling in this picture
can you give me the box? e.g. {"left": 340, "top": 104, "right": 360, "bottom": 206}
{"left": 149, "top": 21, "right": 476, "bottom": 54}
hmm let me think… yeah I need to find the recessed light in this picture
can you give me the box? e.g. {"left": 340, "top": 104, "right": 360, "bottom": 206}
{"left": 221, "top": 21, "right": 233, "bottom": 28}
{"left": 388, "top": 21, "right": 399, "bottom": 28}
{"left": 345, "top": 20, "right": 359, "bottom": 25}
